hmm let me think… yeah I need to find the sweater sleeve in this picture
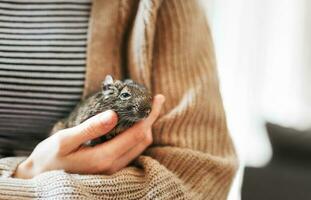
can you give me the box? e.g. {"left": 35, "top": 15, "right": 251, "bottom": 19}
{"left": 0, "top": 1, "right": 237, "bottom": 199}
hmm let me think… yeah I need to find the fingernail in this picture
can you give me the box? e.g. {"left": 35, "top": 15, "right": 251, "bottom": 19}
{"left": 100, "top": 110, "right": 116, "bottom": 125}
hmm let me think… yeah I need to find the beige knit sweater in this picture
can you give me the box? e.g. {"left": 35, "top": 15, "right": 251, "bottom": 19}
{"left": 0, "top": 0, "right": 238, "bottom": 199}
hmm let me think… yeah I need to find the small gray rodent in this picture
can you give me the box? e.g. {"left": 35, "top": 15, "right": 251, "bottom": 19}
{"left": 50, "top": 75, "right": 152, "bottom": 146}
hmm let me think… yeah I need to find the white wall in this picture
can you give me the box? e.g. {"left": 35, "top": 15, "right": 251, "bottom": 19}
{"left": 201, "top": 0, "right": 310, "bottom": 199}
{"left": 260, "top": 0, "right": 311, "bottom": 130}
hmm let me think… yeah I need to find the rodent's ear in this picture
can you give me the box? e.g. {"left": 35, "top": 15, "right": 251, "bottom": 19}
{"left": 102, "top": 75, "right": 117, "bottom": 98}
{"left": 124, "top": 79, "right": 134, "bottom": 84}
{"left": 103, "top": 75, "right": 114, "bottom": 87}
{"left": 103, "top": 75, "right": 114, "bottom": 91}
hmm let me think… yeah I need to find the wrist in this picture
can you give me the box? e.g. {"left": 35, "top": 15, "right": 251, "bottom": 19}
{"left": 13, "top": 158, "right": 36, "bottom": 179}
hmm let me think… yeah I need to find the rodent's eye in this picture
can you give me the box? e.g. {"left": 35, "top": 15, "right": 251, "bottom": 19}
{"left": 120, "top": 92, "right": 131, "bottom": 100}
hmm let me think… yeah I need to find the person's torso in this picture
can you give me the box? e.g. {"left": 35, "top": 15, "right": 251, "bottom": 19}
{"left": 0, "top": 0, "right": 91, "bottom": 156}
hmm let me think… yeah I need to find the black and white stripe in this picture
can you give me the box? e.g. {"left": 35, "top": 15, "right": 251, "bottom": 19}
{"left": 0, "top": 0, "right": 91, "bottom": 156}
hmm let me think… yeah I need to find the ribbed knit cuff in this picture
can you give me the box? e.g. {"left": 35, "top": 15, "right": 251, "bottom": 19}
{"left": 0, "top": 157, "right": 27, "bottom": 178}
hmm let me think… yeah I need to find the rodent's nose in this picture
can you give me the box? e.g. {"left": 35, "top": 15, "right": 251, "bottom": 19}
{"left": 145, "top": 108, "right": 151, "bottom": 116}
{"left": 139, "top": 107, "right": 151, "bottom": 118}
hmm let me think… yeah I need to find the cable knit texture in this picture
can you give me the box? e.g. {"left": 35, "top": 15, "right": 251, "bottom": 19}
{"left": 0, "top": 0, "right": 238, "bottom": 199}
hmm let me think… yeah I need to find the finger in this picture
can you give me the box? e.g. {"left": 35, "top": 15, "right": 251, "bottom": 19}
{"left": 83, "top": 113, "right": 154, "bottom": 162}
{"left": 106, "top": 129, "right": 152, "bottom": 174}
{"left": 91, "top": 94, "right": 165, "bottom": 159}
{"left": 62, "top": 110, "right": 118, "bottom": 148}
{"left": 144, "top": 94, "right": 165, "bottom": 127}
{"left": 91, "top": 121, "right": 148, "bottom": 160}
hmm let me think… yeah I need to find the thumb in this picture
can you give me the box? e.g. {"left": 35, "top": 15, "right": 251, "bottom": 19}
{"left": 66, "top": 110, "right": 118, "bottom": 148}
{"left": 144, "top": 94, "right": 165, "bottom": 127}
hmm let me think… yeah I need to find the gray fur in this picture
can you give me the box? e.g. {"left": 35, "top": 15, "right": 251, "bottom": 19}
{"left": 50, "top": 75, "right": 152, "bottom": 146}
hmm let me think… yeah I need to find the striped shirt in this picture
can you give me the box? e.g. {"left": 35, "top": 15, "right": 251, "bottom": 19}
{"left": 0, "top": 0, "right": 91, "bottom": 156}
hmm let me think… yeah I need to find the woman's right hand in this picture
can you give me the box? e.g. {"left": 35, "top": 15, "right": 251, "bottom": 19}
{"left": 14, "top": 94, "right": 165, "bottom": 179}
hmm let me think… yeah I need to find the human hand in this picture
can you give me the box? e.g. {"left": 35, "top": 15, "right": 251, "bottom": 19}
{"left": 14, "top": 94, "right": 165, "bottom": 179}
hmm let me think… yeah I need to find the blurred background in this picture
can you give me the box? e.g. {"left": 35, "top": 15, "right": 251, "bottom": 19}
{"left": 202, "top": 0, "right": 311, "bottom": 199}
